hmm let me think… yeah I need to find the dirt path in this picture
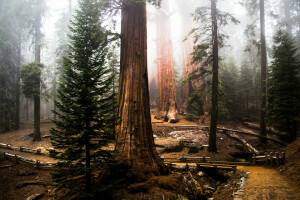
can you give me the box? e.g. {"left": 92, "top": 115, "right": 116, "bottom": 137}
{"left": 238, "top": 166, "right": 300, "bottom": 200}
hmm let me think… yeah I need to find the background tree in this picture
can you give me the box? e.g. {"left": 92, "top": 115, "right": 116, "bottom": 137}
{"left": 267, "top": 30, "right": 300, "bottom": 141}
{"left": 0, "top": 0, "right": 32, "bottom": 132}
{"left": 219, "top": 61, "right": 239, "bottom": 120}
{"left": 49, "top": 0, "right": 117, "bottom": 196}
{"left": 259, "top": 0, "right": 267, "bottom": 143}
{"left": 30, "top": 0, "right": 46, "bottom": 141}
{"left": 156, "top": 0, "right": 178, "bottom": 123}
{"left": 189, "top": 0, "right": 239, "bottom": 152}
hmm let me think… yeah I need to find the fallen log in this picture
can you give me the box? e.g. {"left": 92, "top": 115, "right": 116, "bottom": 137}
{"left": 221, "top": 130, "right": 259, "bottom": 154}
{"left": 15, "top": 181, "right": 46, "bottom": 189}
{"left": 243, "top": 122, "right": 287, "bottom": 136}
{"left": 0, "top": 165, "right": 13, "bottom": 169}
{"left": 26, "top": 193, "right": 44, "bottom": 200}
{"left": 218, "top": 128, "right": 286, "bottom": 146}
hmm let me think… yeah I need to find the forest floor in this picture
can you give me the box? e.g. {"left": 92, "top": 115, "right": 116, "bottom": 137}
{"left": 0, "top": 115, "right": 299, "bottom": 199}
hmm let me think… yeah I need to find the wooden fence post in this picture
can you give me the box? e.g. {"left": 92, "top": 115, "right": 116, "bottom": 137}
{"left": 3, "top": 152, "right": 6, "bottom": 159}
{"left": 265, "top": 152, "right": 268, "bottom": 165}
{"left": 35, "top": 160, "right": 40, "bottom": 169}
{"left": 36, "top": 149, "right": 41, "bottom": 155}
{"left": 15, "top": 154, "right": 19, "bottom": 163}
{"left": 275, "top": 152, "right": 279, "bottom": 166}
{"left": 20, "top": 146, "right": 23, "bottom": 152}
{"left": 281, "top": 152, "right": 285, "bottom": 164}
{"left": 270, "top": 152, "right": 274, "bottom": 165}
{"left": 185, "top": 163, "right": 189, "bottom": 171}
{"left": 252, "top": 154, "right": 256, "bottom": 165}
{"left": 203, "top": 155, "right": 206, "bottom": 163}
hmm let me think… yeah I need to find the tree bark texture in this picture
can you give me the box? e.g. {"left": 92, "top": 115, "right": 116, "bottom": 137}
{"left": 156, "top": 1, "right": 178, "bottom": 123}
{"left": 259, "top": 0, "right": 267, "bottom": 143}
{"left": 115, "top": 0, "right": 168, "bottom": 180}
{"left": 209, "top": 0, "right": 218, "bottom": 153}
{"left": 33, "top": 9, "right": 41, "bottom": 142}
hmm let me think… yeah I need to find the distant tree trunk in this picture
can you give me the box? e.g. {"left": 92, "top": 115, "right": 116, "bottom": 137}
{"left": 209, "top": 0, "right": 218, "bottom": 153}
{"left": 156, "top": 1, "right": 178, "bottom": 123}
{"left": 115, "top": 0, "right": 168, "bottom": 180}
{"left": 179, "top": 0, "right": 202, "bottom": 111}
{"left": 15, "top": 31, "right": 21, "bottom": 130}
{"left": 53, "top": 74, "right": 57, "bottom": 121}
{"left": 33, "top": 9, "right": 42, "bottom": 142}
{"left": 259, "top": 0, "right": 267, "bottom": 143}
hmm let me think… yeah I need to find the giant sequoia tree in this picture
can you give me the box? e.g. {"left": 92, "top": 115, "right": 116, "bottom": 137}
{"left": 156, "top": 1, "right": 178, "bottom": 123}
{"left": 115, "top": 0, "right": 168, "bottom": 179}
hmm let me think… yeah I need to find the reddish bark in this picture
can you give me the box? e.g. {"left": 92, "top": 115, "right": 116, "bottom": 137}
{"left": 115, "top": 0, "right": 168, "bottom": 180}
{"left": 156, "top": 2, "right": 178, "bottom": 123}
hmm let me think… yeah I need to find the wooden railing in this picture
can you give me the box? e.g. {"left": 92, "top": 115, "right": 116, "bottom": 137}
{"left": 1, "top": 152, "right": 55, "bottom": 169}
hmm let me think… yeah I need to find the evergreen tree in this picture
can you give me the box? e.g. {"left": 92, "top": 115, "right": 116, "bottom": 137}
{"left": 49, "top": 0, "right": 116, "bottom": 196}
{"left": 188, "top": 0, "right": 239, "bottom": 152}
{"left": 267, "top": 30, "right": 300, "bottom": 141}
{"left": 219, "top": 61, "right": 239, "bottom": 120}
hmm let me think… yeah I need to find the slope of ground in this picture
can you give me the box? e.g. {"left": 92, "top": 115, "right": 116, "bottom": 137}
{"left": 278, "top": 137, "right": 300, "bottom": 184}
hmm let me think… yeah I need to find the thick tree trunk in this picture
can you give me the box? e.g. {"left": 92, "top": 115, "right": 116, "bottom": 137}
{"left": 259, "top": 0, "right": 267, "bottom": 143}
{"left": 156, "top": 2, "right": 178, "bottom": 123}
{"left": 209, "top": 0, "right": 218, "bottom": 153}
{"left": 115, "top": 0, "right": 168, "bottom": 180}
{"left": 33, "top": 10, "right": 41, "bottom": 142}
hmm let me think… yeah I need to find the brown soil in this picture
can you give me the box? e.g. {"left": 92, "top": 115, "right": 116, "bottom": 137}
{"left": 0, "top": 159, "right": 54, "bottom": 200}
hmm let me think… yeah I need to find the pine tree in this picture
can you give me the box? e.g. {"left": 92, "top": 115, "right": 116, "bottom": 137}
{"left": 267, "top": 30, "right": 300, "bottom": 141}
{"left": 49, "top": 0, "right": 116, "bottom": 196}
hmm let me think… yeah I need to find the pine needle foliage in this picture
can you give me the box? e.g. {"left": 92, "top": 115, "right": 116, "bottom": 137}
{"left": 49, "top": 0, "right": 117, "bottom": 197}
{"left": 267, "top": 30, "right": 300, "bottom": 141}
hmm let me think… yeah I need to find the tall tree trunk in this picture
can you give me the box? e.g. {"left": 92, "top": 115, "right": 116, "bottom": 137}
{"left": 33, "top": 9, "right": 42, "bottom": 142}
{"left": 209, "top": 0, "right": 218, "bottom": 153}
{"left": 53, "top": 74, "right": 57, "bottom": 121}
{"left": 259, "top": 0, "right": 267, "bottom": 143}
{"left": 156, "top": 1, "right": 178, "bottom": 123}
{"left": 115, "top": 0, "right": 168, "bottom": 180}
{"left": 85, "top": 122, "right": 91, "bottom": 192}
{"left": 15, "top": 30, "right": 21, "bottom": 130}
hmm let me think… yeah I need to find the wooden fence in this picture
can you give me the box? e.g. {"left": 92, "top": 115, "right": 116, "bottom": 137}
{"left": 0, "top": 143, "right": 45, "bottom": 155}
{"left": 252, "top": 152, "right": 285, "bottom": 166}
{"left": 1, "top": 152, "right": 55, "bottom": 169}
